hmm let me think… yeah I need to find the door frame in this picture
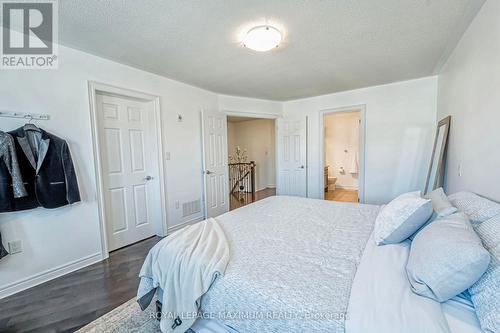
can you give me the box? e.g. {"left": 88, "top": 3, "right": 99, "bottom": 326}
{"left": 319, "top": 105, "right": 366, "bottom": 203}
{"left": 88, "top": 81, "right": 168, "bottom": 259}
{"left": 222, "top": 109, "right": 280, "bottom": 199}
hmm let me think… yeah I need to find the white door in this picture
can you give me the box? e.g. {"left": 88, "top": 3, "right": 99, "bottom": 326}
{"left": 202, "top": 110, "right": 229, "bottom": 218}
{"left": 96, "top": 94, "right": 162, "bottom": 251}
{"left": 277, "top": 118, "right": 307, "bottom": 197}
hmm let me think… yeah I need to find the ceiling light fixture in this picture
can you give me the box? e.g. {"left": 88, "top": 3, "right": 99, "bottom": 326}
{"left": 242, "top": 25, "right": 282, "bottom": 52}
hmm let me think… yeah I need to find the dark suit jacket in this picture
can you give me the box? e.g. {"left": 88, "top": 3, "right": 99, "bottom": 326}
{"left": 0, "top": 232, "right": 8, "bottom": 259}
{"left": 9, "top": 127, "right": 81, "bottom": 210}
{"left": 0, "top": 160, "right": 15, "bottom": 212}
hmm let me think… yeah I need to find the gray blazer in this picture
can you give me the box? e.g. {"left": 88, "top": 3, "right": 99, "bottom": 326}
{"left": 0, "top": 131, "right": 27, "bottom": 212}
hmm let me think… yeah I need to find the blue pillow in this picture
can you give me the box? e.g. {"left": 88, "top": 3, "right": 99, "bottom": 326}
{"left": 406, "top": 212, "right": 490, "bottom": 302}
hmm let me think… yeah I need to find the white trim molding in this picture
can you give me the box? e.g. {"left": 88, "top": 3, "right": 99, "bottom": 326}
{"left": 0, "top": 252, "right": 103, "bottom": 299}
{"left": 167, "top": 216, "right": 205, "bottom": 234}
{"left": 87, "top": 81, "right": 168, "bottom": 259}
{"left": 319, "top": 105, "right": 367, "bottom": 203}
{"left": 222, "top": 109, "right": 280, "bottom": 119}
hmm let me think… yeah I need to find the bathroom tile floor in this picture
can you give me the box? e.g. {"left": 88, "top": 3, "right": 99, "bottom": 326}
{"left": 325, "top": 189, "right": 359, "bottom": 202}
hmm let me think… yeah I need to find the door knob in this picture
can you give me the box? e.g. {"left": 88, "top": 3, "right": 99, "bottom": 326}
{"left": 299, "top": 165, "right": 305, "bottom": 169}
{"left": 205, "top": 170, "right": 214, "bottom": 175}
{"left": 144, "top": 176, "right": 153, "bottom": 181}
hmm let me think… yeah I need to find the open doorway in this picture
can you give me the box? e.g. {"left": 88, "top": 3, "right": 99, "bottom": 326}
{"left": 321, "top": 108, "right": 365, "bottom": 203}
{"left": 227, "top": 116, "right": 276, "bottom": 210}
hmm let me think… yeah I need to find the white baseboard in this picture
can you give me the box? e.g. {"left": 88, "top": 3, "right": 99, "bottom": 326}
{"left": 266, "top": 184, "right": 276, "bottom": 189}
{"left": 0, "top": 252, "right": 103, "bottom": 299}
{"left": 167, "top": 216, "right": 204, "bottom": 234}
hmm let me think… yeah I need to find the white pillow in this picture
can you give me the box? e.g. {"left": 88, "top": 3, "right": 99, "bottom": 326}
{"left": 407, "top": 212, "right": 491, "bottom": 302}
{"left": 424, "top": 187, "right": 457, "bottom": 218}
{"left": 374, "top": 191, "right": 433, "bottom": 245}
{"left": 468, "top": 214, "right": 500, "bottom": 333}
{"left": 448, "top": 191, "right": 500, "bottom": 225}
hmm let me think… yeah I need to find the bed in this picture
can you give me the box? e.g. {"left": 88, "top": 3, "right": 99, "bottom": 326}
{"left": 140, "top": 195, "right": 484, "bottom": 333}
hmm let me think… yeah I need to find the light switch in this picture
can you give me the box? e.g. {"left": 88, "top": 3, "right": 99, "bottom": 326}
{"left": 165, "top": 152, "right": 171, "bottom": 160}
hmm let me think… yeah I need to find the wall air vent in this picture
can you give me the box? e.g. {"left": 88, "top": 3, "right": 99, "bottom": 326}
{"left": 182, "top": 199, "right": 201, "bottom": 217}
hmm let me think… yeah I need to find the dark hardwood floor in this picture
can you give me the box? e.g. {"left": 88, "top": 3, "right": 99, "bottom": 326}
{"left": 0, "top": 191, "right": 276, "bottom": 333}
{"left": 0, "top": 236, "right": 161, "bottom": 333}
{"left": 229, "top": 187, "right": 276, "bottom": 211}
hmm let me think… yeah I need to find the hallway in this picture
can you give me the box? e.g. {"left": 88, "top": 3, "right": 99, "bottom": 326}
{"left": 230, "top": 188, "right": 276, "bottom": 210}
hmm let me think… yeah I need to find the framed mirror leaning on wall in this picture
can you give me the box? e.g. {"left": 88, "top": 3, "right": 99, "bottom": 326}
{"left": 425, "top": 116, "right": 451, "bottom": 194}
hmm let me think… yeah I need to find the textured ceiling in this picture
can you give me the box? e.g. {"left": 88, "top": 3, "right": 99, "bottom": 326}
{"left": 59, "top": 0, "right": 484, "bottom": 100}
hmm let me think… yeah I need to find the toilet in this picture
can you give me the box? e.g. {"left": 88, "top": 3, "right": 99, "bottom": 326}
{"left": 328, "top": 177, "right": 337, "bottom": 192}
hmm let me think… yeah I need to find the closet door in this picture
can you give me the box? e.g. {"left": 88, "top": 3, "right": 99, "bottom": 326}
{"left": 276, "top": 117, "right": 307, "bottom": 197}
{"left": 96, "top": 93, "right": 160, "bottom": 251}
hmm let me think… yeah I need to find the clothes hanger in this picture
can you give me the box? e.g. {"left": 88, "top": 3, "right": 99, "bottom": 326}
{"left": 23, "top": 114, "right": 42, "bottom": 133}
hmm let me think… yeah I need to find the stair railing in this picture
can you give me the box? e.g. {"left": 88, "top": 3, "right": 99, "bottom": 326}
{"left": 228, "top": 161, "right": 256, "bottom": 201}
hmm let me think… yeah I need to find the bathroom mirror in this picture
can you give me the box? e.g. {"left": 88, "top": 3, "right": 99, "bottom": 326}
{"left": 425, "top": 116, "right": 451, "bottom": 194}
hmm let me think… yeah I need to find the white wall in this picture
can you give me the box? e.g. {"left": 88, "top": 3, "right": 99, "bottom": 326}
{"left": 324, "top": 112, "right": 360, "bottom": 189}
{"left": 0, "top": 33, "right": 440, "bottom": 299}
{"left": 0, "top": 42, "right": 278, "bottom": 298}
{"left": 283, "top": 77, "right": 438, "bottom": 204}
{"left": 227, "top": 119, "right": 276, "bottom": 191}
{"left": 437, "top": 0, "right": 499, "bottom": 202}
{"left": 227, "top": 121, "right": 236, "bottom": 158}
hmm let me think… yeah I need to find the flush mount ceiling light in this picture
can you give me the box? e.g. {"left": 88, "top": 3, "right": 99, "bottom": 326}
{"left": 242, "top": 25, "right": 282, "bottom": 52}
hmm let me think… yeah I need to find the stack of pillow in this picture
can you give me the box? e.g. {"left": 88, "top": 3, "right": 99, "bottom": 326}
{"left": 373, "top": 189, "right": 499, "bottom": 333}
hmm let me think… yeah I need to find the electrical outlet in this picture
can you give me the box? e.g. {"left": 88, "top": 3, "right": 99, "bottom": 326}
{"left": 165, "top": 152, "right": 171, "bottom": 160}
{"left": 175, "top": 201, "right": 180, "bottom": 209}
{"left": 458, "top": 162, "right": 463, "bottom": 177}
{"left": 8, "top": 240, "right": 23, "bottom": 254}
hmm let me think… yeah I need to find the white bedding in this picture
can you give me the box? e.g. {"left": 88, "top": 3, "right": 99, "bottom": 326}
{"left": 146, "top": 196, "right": 482, "bottom": 333}
{"left": 138, "top": 218, "right": 230, "bottom": 333}
{"left": 201, "top": 196, "right": 379, "bottom": 332}
{"left": 191, "top": 229, "right": 482, "bottom": 333}
{"left": 346, "top": 233, "right": 482, "bottom": 333}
